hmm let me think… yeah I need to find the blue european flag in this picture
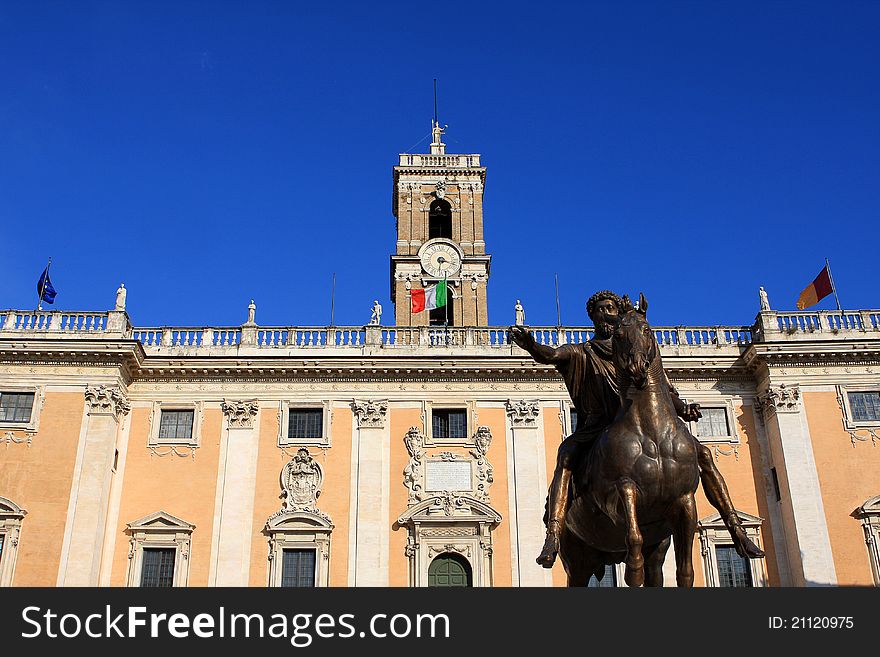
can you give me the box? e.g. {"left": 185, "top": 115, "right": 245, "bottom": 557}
{"left": 37, "top": 266, "right": 57, "bottom": 305}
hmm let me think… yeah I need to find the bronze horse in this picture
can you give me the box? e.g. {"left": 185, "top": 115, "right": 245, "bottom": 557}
{"left": 559, "top": 294, "right": 700, "bottom": 587}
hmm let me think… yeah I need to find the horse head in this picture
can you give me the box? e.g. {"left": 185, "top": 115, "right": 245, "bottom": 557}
{"left": 613, "top": 292, "right": 658, "bottom": 389}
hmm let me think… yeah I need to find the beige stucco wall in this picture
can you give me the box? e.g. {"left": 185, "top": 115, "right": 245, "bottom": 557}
{"left": 2, "top": 391, "right": 84, "bottom": 585}
{"left": 805, "top": 391, "right": 880, "bottom": 585}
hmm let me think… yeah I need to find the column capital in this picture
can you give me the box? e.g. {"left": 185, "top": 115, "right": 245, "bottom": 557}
{"left": 505, "top": 400, "right": 540, "bottom": 427}
{"left": 351, "top": 399, "right": 388, "bottom": 429}
{"left": 757, "top": 383, "right": 801, "bottom": 419}
{"left": 84, "top": 385, "right": 130, "bottom": 420}
{"left": 222, "top": 399, "right": 259, "bottom": 428}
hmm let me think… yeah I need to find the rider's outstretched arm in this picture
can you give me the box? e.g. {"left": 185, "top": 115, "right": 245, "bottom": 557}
{"left": 509, "top": 326, "right": 571, "bottom": 365}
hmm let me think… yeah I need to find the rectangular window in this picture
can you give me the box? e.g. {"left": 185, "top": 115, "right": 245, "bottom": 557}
{"left": 158, "top": 410, "right": 194, "bottom": 441}
{"left": 570, "top": 409, "right": 578, "bottom": 432}
{"left": 715, "top": 546, "right": 753, "bottom": 587}
{"left": 848, "top": 391, "right": 880, "bottom": 422}
{"left": 140, "top": 548, "right": 176, "bottom": 587}
{"left": 0, "top": 392, "right": 34, "bottom": 423}
{"left": 588, "top": 564, "right": 616, "bottom": 588}
{"left": 695, "top": 408, "right": 730, "bottom": 438}
{"left": 288, "top": 409, "right": 323, "bottom": 440}
{"left": 281, "top": 549, "right": 316, "bottom": 587}
{"left": 432, "top": 409, "right": 467, "bottom": 440}
{"left": 0, "top": 534, "right": 4, "bottom": 562}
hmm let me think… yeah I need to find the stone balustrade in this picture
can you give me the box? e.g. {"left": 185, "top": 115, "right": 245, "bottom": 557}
{"left": 3, "top": 307, "right": 878, "bottom": 354}
{"left": 397, "top": 153, "right": 481, "bottom": 168}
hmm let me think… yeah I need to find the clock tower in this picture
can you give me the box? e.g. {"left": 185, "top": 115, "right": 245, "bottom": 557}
{"left": 391, "top": 121, "right": 490, "bottom": 326}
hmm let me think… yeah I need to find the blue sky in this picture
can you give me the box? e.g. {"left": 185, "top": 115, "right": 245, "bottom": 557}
{"left": 1, "top": 1, "right": 877, "bottom": 328}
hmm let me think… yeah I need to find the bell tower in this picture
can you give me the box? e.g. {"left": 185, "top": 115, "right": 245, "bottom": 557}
{"left": 391, "top": 121, "right": 490, "bottom": 326}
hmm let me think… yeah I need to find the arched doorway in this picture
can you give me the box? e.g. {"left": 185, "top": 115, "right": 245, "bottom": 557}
{"left": 428, "top": 553, "right": 472, "bottom": 587}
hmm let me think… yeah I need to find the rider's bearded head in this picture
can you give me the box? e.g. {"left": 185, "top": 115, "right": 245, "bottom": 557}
{"left": 587, "top": 290, "right": 623, "bottom": 339}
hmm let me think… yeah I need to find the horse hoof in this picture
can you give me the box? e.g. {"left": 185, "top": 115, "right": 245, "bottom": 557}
{"left": 625, "top": 566, "right": 644, "bottom": 587}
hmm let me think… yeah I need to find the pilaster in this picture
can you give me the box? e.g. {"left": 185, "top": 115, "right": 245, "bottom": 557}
{"left": 59, "top": 385, "right": 130, "bottom": 586}
{"left": 505, "top": 400, "right": 553, "bottom": 587}
{"left": 349, "top": 399, "right": 390, "bottom": 586}
{"left": 757, "top": 383, "right": 837, "bottom": 585}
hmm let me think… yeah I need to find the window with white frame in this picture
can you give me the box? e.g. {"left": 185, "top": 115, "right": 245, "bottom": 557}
{"left": 125, "top": 511, "right": 194, "bottom": 587}
{"left": 432, "top": 408, "right": 467, "bottom": 440}
{"left": 0, "top": 388, "right": 43, "bottom": 432}
{"left": 148, "top": 402, "right": 202, "bottom": 448}
{"left": 265, "top": 513, "right": 332, "bottom": 587}
{"left": 679, "top": 400, "right": 737, "bottom": 442}
{"left": 697, "top": 511, "right": 766, "bottom": 587}
{"left": 846, "top": 391, "right": 880, "bottom": 424}
{"left": 278, "top": 401, "right": 331, "bottom": 447}
{"left": 0, "top": 496, "right": 26, "bottom": 587}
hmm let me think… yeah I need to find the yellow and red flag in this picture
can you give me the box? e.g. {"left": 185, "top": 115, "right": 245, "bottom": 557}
{"left": 796, "top": 264, "right": 833, "bottom": 310}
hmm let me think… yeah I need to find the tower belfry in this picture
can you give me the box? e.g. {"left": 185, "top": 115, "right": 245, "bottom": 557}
{"left": 391, "top": 121, "right": 490, "bottom": 326}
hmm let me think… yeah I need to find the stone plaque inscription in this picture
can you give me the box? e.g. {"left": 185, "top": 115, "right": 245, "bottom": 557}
{"left": 425, "top": 460, "right": 472, "bottom": 492}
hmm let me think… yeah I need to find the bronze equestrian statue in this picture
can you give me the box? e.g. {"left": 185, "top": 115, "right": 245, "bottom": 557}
{"left": 510, "top": 290, "right": 763, "bottom": 586}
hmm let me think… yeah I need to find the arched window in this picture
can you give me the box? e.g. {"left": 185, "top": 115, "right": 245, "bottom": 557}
{"left": 428, "top": 200, "right": 452, "bottom": 239}
{"left": 428, "top": 553, "right": 472, "bottom": 587}
{"left": 0, "top": 496, "right": 26, "bottom": 587}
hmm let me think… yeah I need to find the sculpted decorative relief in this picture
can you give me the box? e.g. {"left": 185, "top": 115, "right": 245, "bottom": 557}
{"left": 221, "top": 399, "right": 259, "bottom": 428}
{"left": 351, "top": 399, "right": 388, "bottom": 428}
{"left": 85, "top": 385, "right": 131, "bottom": 419}
{"left": 505, "top": 399, "right": 540, "bottom": 426}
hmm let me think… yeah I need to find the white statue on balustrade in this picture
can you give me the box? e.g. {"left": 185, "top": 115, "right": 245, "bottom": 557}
{"left": 246, "top": 299, "right": 256, "bottom": 325}
{"left": 370, "top": 300, "right": 382, "bottom": 325}
{"left": 514, "top": 299, "right": 525, "bottom": 326}
{"left": 115, "top": 284, "right": 126, "bottom": 311}
{"left": 759, "top": 286, "right": 771, "bottom": 311}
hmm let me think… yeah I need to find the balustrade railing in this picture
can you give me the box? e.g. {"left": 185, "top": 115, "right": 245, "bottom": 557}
{"left": 5, "top": 307, "right": 880, "bottom": 350}
{"left": 398, "top": 153, "right": 481, "bottom": 168}
{"left": 0, "top": 310, "right": 109, "bottom": 333}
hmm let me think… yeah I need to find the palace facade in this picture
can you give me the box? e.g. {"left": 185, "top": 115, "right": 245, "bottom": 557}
{"left": 1, "top": 125, "right": 879, "bottom": 588}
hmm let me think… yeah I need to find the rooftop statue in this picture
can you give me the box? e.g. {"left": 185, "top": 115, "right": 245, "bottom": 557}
{"left": 510, "top": 291, "right": 763, "bottom": 586}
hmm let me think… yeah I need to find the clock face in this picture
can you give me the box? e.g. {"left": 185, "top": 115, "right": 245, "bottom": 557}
{"left": 420, "top": 241, "right": 462, "bottom": 278}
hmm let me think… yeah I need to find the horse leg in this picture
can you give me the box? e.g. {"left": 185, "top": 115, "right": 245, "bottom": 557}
{"left": 668, "top": 492, "right": 698, "bottom": 587}
{"left": 617, "top": 478, "right": 645, "bottom": 587}
{"left": 558, "top": 526, "right": 603, "bottom": 587}
{"left": 642, "top": 536, "right": 671, "bottom": 587}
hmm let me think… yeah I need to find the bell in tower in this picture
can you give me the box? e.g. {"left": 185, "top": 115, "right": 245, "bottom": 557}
{"left": 391, "top": 120, "right": 491, "bottom": 327}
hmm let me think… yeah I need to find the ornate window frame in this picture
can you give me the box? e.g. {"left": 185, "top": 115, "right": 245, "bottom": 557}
{"left": 278, "top": 400, "right": 332, "bottom": 448}
{"left": 265, "top": 512, "right": 332, "bottom": 587}
{"left": 681, "top": 398, "right": 738, "bottom": 443}
{"left": 0, "top": 497, "right": 26, "bottom": 586}
{"left": 423, "top": 400, "right": 476, "bottom": 447}
{"left": 265, "top": 447, "right": 333, "bottom": 586}
{"left": 853, "top": 495, "right": 880, "bottom": 586}
{"left": 397, "top": 494, "right": 501, "bottom": 587}
{"left": 838, "top": 386, "right": 880, "bottom": 430}
{"left": 0, "top": 386, "right": 45, "bottom": 433}
{"left": 125, "top": 511, "right": 195, "bottom": 587}
{"left": 148, "top": 401, "right": 203, "bottom": 449}
{"left": 697, "top": 511, "right": 766, "bottom": 587}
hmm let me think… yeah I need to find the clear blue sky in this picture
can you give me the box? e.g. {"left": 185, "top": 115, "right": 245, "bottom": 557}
{"left": 1, "top": 1, "right": 877, "bottom": 328}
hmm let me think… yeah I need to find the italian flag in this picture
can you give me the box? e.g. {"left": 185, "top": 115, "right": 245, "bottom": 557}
{"left": 411, "top": 279, "right": 447, "bottom": 313}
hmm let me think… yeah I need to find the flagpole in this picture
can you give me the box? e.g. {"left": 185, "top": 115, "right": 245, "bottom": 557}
{"left": 38, "top": 257, "right": 51, "bottom": 312}
{"left": 555, "top": 273, "right": 561, "bottom": 327}
{"left": 329, "top": 272, "right": 336, "bottom": 327}
{"left": 443, "top": 270, "right": 449, "bottom": 346}
{"left": 825, "top": 257, "right": 842, "bottom": 313}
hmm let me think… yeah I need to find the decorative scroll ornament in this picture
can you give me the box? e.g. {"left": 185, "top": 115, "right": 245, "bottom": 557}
{"left": 279, "top": 448, "right": 326, "bottom": 515}
{"left": 428, "top": 543, "right": 471, "bottom": 558}
{"left": 222, "top": 399, "right": 259, "bottom": 428}
{"left": 430, "top": 490, "right": 469, "bottom": 516}
{"left": 435, "top": 179, "right": 447, "bottom": 199}
{"left": 403, "top": 426, "right": 425, "bottom": 505}
{"left": 3, "top": 431, "right": 33, "bottom": 447}
{"left": 505, "top": 399, "right": 540, "bottom": 426}
{"left": 84, "top": 385, "right": 130, "bottom": 419}
{"left": 470, "top": 426, "right": 494, "bottom": 502}
{"left": 352, "top": 399, "right": 388, "bottom": 429}
{"left": 758, "top": 384, "right": 800, "bottom": 416}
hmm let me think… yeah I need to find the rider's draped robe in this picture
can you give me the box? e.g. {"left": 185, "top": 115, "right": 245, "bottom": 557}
{"left": 556, "top": 337, "right": 621, "bottom": 445}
